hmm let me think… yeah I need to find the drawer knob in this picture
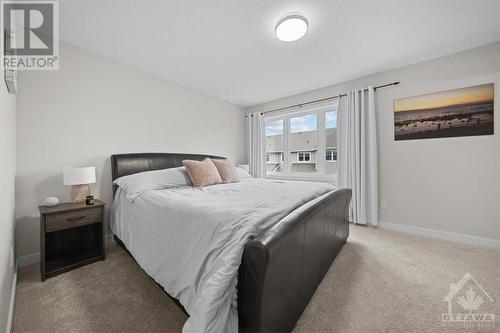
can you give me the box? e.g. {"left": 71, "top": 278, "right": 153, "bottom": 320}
{"left": 66, "top": 215, "right": 85, "bottom": 222}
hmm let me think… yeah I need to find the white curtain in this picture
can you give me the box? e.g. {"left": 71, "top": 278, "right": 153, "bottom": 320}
{"left": 246, "top": 112, "right": 266, "bottom": 178}
{"left": 337, "top": 87, "right": 378, "bottom": 225}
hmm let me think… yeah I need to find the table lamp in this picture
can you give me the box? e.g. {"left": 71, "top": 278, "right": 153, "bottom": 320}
{"left": 237, "top": 164, "right": 250, "bottom": 172}
{"left": 63, "top": 166, "right": 96, "bottom": 203}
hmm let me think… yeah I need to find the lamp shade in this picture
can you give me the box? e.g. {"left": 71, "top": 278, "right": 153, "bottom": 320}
{"left": 63, "top": 167, "right": 96, "bottom": 185}
{"left": 237, "top": 164, "right": 250, "bottom": 172}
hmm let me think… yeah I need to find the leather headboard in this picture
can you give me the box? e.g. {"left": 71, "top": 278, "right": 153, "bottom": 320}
{"left": 111, "top": 153, "right": 225, "bottom": 195}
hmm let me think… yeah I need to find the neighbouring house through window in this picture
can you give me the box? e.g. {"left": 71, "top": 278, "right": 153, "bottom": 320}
{"left": 264, "top": 100, "right": 338, "bottom": 179}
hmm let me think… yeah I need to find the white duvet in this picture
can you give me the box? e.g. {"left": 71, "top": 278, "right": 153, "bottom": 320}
{"left": 112, "top": 178, "right": 335, "bottom": 333}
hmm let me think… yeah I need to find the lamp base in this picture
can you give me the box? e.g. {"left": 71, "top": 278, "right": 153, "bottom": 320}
{"left": 71, "top": 184, "right": 91, "bottom": 203}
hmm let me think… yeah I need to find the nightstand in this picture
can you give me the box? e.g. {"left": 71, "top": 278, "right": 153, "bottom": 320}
{"left": 39, "top": 200, "right": 105, "bottom": 281}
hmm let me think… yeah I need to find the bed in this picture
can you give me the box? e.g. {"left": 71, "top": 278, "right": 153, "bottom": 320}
{"left": 111, "top": 153, "right": 351, "bottom": 333}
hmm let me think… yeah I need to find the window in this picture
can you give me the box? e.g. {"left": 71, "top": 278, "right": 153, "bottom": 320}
{"left": 264, "top": 100, "right": 338, "bottom": 179}
{"left": 325, "top": 110, "right": 337, "bottom": 175}
{"left": 297, "top": 152, "right": 311, "bottom": 162}
{"left": 265, "top": 119, "right": 284, "bottom": 174}
{"left": 289, "top": 113, "right": 317, "bottom": 173}
{"left": 325, "top": 148, "right": 337, "bottom": 161}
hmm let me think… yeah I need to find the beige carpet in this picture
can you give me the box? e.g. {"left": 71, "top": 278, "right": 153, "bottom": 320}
{"left": 12, "top": 225, "right": 500, "bottom": 332}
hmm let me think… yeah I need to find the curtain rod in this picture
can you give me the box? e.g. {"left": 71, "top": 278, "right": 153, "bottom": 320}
{"left": 247, "top": 81, "right": 400, "bottom": 116}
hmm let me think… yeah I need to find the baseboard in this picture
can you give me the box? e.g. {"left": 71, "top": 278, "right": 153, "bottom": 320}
{"left": 17, "top": 253, "right": 40, "bottom": 268}
{"left": 5, "top": 267, "right": 17, "bottom": 333}
{"left": 17, "top": 234, "right": 114, "bottom": 267}
{"left": 379, "top": 221, "right": 500, "bottom": 249}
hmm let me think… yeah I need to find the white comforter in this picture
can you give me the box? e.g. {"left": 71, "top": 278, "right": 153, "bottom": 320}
{"left": 112, "top": 178, "right": 335, "bottom": 333}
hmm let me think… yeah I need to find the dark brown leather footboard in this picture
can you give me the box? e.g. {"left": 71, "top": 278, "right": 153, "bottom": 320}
{"left": 111, "top": 153, "right": 351, "bottom": 333}
{"left": 238, "top": 188, "right": 351, "bottom": 332}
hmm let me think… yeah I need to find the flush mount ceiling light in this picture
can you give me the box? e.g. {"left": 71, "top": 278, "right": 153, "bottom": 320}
{"left": 275, "top": 14, "right": 308, "bottom": 42}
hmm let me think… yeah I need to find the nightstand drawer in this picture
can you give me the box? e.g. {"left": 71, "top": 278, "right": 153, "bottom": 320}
{"left": 45, "top": 206, "right": 103, "bottom": 233}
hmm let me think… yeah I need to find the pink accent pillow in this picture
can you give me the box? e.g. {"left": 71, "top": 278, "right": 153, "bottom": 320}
{"left": 182, "top": 158, "right": 222, "bottom": 187}
{"left": 211, "top": 159, "right": 240, "bottom": 183}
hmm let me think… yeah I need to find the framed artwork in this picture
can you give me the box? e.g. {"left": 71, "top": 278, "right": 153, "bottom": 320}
{"left": 394, "top": 83, "right": 494, "bottom": 140}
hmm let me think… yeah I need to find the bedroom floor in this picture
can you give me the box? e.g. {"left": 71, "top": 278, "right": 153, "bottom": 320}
{"left": 12, "top": 225, "right": 500, "bottom": 333}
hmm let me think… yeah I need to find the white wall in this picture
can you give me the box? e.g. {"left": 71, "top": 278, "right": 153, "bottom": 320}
{"left": 16, "top": 42, "right": 246, "bottom": 259}
{"left": 0, "top": 65, "right": 17, "bottom": 330}
{"left": 247, "top": 43, "right": 500, "bottom": 243}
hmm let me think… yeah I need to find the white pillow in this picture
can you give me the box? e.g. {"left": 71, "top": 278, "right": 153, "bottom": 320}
{"left": 114, "top": 166, "right": 191, "bottom": 200}
{"left": 236, "top": 167, "right": 252, "bottom": 179}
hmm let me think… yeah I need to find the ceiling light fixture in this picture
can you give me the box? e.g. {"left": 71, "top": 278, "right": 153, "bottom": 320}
{"left": 275, "top": 14, "right": 308, "bottom": 42}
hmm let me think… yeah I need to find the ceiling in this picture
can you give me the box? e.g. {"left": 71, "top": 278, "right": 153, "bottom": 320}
{"left": 59, "top": 0, "right": 500, "bottom": 107}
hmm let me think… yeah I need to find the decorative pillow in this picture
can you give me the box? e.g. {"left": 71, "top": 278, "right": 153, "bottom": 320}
{"left": 211, "top": 159, "right": 240, "bottom": 183}
{"left": 183, "top": 158, "right": 222, "bottom": 187}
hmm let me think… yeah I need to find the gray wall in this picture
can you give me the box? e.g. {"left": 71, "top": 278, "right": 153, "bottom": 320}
{"left": 0, "top": 66, "right": 16, "bottom": 331}
{"left": 16, "top": 42, "right": 246, "bottom": 259}
{"left": 248, "top": 43, "right": 500, "bottom": 242}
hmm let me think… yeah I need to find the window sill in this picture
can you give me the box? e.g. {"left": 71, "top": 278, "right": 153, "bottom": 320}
{"left": 266, "top": 173, "right": 337, "bottom": 185}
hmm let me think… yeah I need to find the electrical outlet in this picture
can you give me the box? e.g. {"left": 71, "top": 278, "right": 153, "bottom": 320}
{"left": 10, "top": 246, "right": 14, "bottom": 268}
{"left": 380, "top": 200, "right": 388, "bottom": 209}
